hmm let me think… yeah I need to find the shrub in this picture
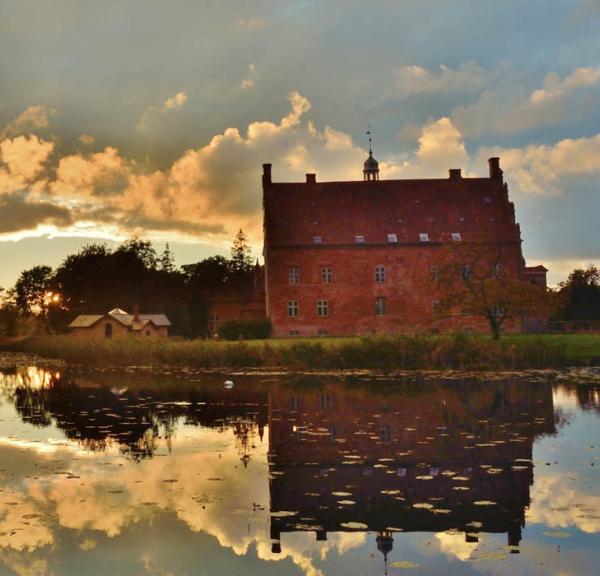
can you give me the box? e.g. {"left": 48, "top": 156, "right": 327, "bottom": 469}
{"left": 218, "top": 319, "right": 272, "bottom": 341}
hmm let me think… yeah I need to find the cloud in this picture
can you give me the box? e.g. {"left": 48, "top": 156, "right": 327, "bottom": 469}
{"left": 0, "top": 135, "right": 54, "bottom": 183}
{"left": 138, "top": 91, "right": 189, "bottom": 130}
{"left": 0, "top": 193, "right": 72, "bottom": 233}
{"left": 452, "top": 67, "right": 600, "bottom": 137}
{"left": 391, "top": 61, "right": 486, "bottom": 98}
{"left": 78, "top": 134, "right": 95, "bottom": 146}
{"left": 234, "top": 16, "right": 268, "bottom": 31}
{"left": 1, "top": 105, "right": 56, "bottom": 138}
{"left": 478, "top": 132, "right": 600, "bottom": 195}
{"left": 240, "top": 64, "right": 258, "bottom": 90}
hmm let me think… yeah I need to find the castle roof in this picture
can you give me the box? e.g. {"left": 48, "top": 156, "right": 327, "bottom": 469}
{"left": 263, "top": 164, "right": 520, "bottom": 248}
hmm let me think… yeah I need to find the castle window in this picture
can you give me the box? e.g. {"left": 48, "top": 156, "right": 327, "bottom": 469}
{"left": 312, "top": 236, "right": 322, "bottom": 244}
{"left": 379, "top": 425, "right": 392, "bottom": 442}
{"left": 355, "top": 235, "right": 365, "bottom": 244}
{"left": 287, "top": 300, "right": 299, "bottom": 317}
{"left": 432, "top": 299, "right": 440, "bottom": 313}
{"left": 491, "top": 263, "right": 504, "bottom": 279}
{"left": 375, "top": 297, "right": 387, "bottom": 315}
{"left": 451, "top": 232, "right": 462, "bottom": 242}
{"left": 462, "top": 265, "right": 472, "bottom": 280}
{"left": 316, "top": 299, "right": 329, "bottom": 317}
{"left": 288, "top": 267, "right": 300, "bottom": 284}
{"left": 375, "top": 265, "right": 386, "bottom": 283}
{"left": 484, "top": 196, "right": 492, "bottom": 203}
{"left": 321, "top": 266, "right": 333, "bottom": 283}
{"left": 430, "top": 265, "right": 439, "bottom": 281}
{"left": 387, "top": 233, "right": 398, "bottom": 243}
{"left": 288, "top": 329, "right": 300, "bottom": 336}
{"left": 317, "top": 328, "right": 329, "bottom": 336}
{"left": 419, "top": 233, "right": 430, "bottom": 242}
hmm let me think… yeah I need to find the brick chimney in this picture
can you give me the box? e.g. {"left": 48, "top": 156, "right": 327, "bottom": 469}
{"left": 262, "top": 163, "right": 272, "bottom": 186}
{"left": 488, "top": 157, "right": 503, "bottom": 181}
{"left": 449, "top": 168, "right": 462, "bottom": 180}
{"left": 306, "top": 173, "right": 316, "bottom": 184}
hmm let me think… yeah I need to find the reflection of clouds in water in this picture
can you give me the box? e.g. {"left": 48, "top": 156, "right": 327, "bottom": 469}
{"left": 0, "top": 366, "right": 58, "bottom": 391}
{"left": 435, "top": 531, "right": 480, "bottom": 561}
{"left": 0, "top": 490, "right": 53, "bottom": 552}
{"left": 528, "top": 475, "right": 600, "bottom": 534}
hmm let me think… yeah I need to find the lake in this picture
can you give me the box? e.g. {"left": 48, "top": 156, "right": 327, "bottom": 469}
{"left": 0, "top": 358, "right": 598, "bottom": 575}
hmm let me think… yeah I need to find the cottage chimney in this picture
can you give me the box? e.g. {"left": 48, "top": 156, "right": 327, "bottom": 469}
{"left": 132, "top": 304, "right": 140, "bottom": 322}
{"left": 262, "top": 163, "right": 272, "bottom": 186}
{"left": 449, "top": 168, "right": 462, "bottom": 180}
{"left": 306, "top": 173, "right": 316, "bottom": 184}
{"left": 488, "top": 157, "right": 503, "bottom": 181}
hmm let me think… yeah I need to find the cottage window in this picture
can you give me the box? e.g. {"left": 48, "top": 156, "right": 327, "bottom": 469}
{"left": 104, "top": 323, "right": 113, "bottom": 339}
{"left": 462, "top": 265, "right": 472, "bottom": 280}
{"left": 316, "top": 299, "right": 329, "bottom": 317}
{"left": 313, "top": 236, "right": 322, "bottom": 244}
{"left": 355, "top": 235, "right": 365, "bottom": 244}
{"left": 387, "top": 233, "right": 398, "bottom": 243}
{"left": 375, "top": 265, "right": 386, "bottom": 283}
{"left": 375, "top": 297, "right": 387, "bottom": 316}
{"left": 287, "top": 300, "right": 299, "bottom": 317}
{"left": 419, "top": 233, "right": 430, "bottom": 242}
{"left": 321, "top": 266, "right": 333, "bottom": 283}
{"left": 288, "top": 267, "right": 300, "bottom": 284}
{"left": 451, "top": 232, "right": 462, "bottom": 242}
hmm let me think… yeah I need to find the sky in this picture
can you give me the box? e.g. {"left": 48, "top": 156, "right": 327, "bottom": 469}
{"left": 1, "top": 0, "right": 600, "bottom": 289}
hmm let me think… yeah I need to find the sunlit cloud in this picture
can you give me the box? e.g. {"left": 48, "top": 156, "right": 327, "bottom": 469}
{"left": 137, "top": 91, "right": 189, "bottom": 130}
{"left": 0, "top": 105, "right": 56, "bottom": 139}
{"left": 240, "top": 64, "right": 258, "bottom": 90}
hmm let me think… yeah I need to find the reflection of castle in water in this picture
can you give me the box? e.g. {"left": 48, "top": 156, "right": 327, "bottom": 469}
{"left": 267, "top": 381, "right": 556, "bottom": 560}
{"left": 1, "top": 366, "right": 560, "bottom": 564}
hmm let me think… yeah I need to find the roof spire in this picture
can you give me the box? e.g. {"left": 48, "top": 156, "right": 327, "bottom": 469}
{"left": 363, "top": 125, "right": 379, "bottom": 181}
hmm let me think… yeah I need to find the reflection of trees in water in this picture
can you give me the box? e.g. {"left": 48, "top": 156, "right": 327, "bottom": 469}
{"left": 2, "top": 368, "right": 268, "bottom": 461}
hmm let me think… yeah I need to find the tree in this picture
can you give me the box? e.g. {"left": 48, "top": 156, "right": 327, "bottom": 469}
{"left": 433, "top": 242, "right": 549, "bottom": 339}
{"left": 13, "top": 265, "right": 58, "bottom": 333}
{"left": 230, "top": 229, "right": 252, "bottom": 274}
{"left": 554, "top": 265, "right": 600, "bottom": 321}
{"left": 0, "top": 288, "right": 19, "bottom": 337}
{"left": 159, "top": 243, "right": 176, "bottom": 273}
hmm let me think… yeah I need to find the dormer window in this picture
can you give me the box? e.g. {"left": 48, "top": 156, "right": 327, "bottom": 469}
{"left": 355, "top": 235, "right": 365, "bottom": 244}
{"left": 451, "top": 233, "right": 462, "bottom": 242}
{"left": 419, "top": 233, "right": 429, "bottom": 242}
{"left": 312, "top": 236, "right": 322, "bottom": 244}
{"left": 387, "top": 233, "right": 398, "bottom": 243}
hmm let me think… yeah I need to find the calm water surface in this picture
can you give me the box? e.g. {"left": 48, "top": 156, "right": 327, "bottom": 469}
{"left": 0, "top": 361, "right": 598, "bottom": 575}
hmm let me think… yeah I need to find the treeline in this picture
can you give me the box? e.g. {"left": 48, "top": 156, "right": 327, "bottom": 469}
{"left": 0, "top": 230, "right": 257, "bottom": 338}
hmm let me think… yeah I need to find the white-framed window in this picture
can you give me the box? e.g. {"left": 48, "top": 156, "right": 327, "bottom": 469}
{"left": 316, "top": 299, "right": 329, "bottom": 317}
{"left": 375, "top": 297, "right": 387, "bottom": 316}
{"left": 419, "top": 233, "right": 430, "bottom": 242}
{"left": 355, "top": 234, "right": 365, "bottom": 244}
{"left": 462, "top": 265, "right": 472, "bottom": 280}
{"left": 387, "top": 233, "right": 398, "bottom": 243}
{"left": 491, "top": 263, "right": 504, "bottom": 279}
{"left": 287, "top": 300, "right": 299, "bottom": 317}
{"left": 288, "top": 266, "right": 300, "bottom": 284}
{"left": 430, "top": 265, "right": 439, "bottom": 281}
{"left": 451, "top": 232, "right": 462, "bottom": 242}
{"left": 375, "top": 265, "right": 386, "bottom": 283}
{"left": 312, "top": 236, "right": 322, "bottom": 244}
{"left": 321, "top": 266, "right": 333, "bottom": 283}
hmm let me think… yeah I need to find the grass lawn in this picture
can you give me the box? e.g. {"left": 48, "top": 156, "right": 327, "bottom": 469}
{"left": 2, "top": 332, "right": 599, "bottom": 370}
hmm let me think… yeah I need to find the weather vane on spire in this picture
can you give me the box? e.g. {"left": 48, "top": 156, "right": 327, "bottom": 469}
{"left": 366, "top": 125, "right": 373, "bottom": 155}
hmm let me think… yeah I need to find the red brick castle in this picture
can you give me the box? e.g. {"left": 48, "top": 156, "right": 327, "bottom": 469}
{"left": 262, "top": 151, "right": 546, "bottom": 337}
